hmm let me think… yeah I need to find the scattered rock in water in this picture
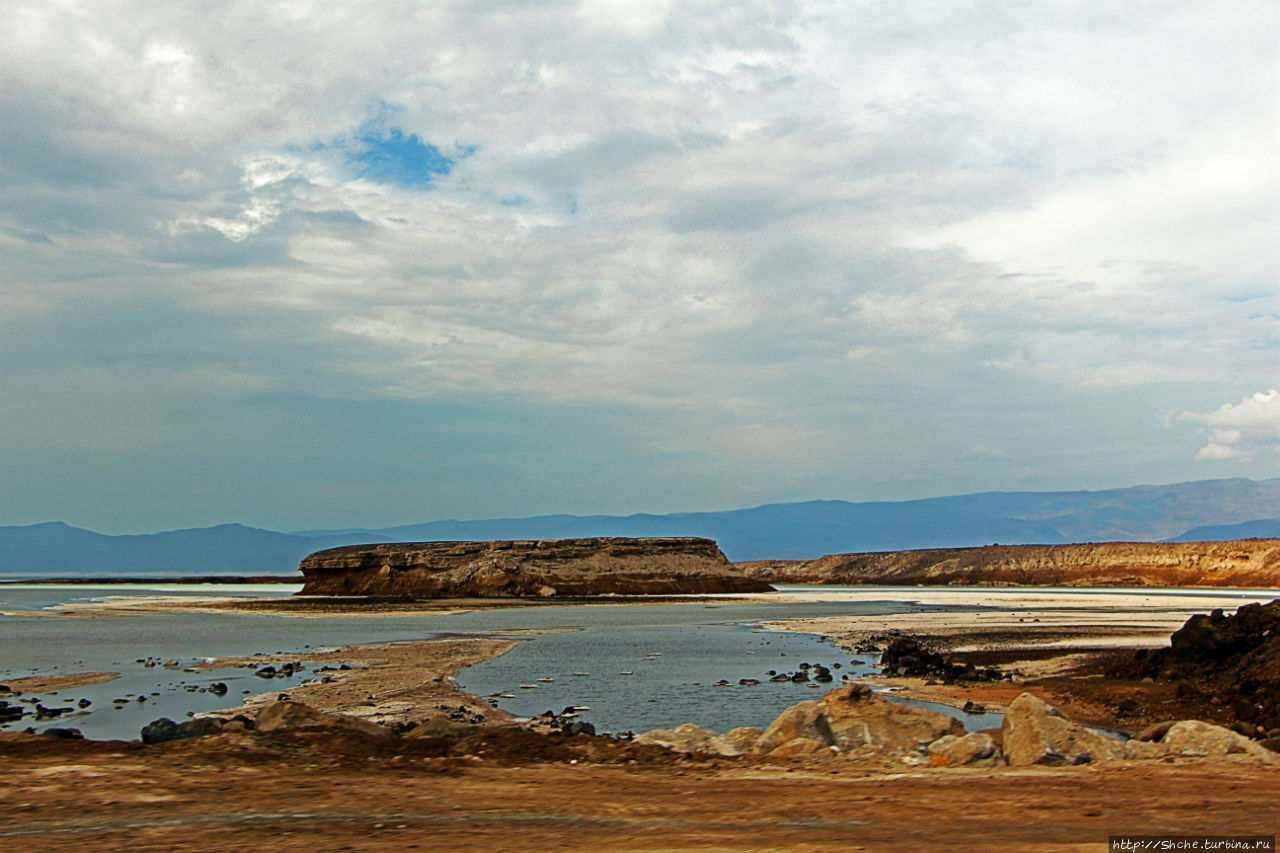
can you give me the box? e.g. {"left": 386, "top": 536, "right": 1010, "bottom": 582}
{"left": 0, "top": 701, "right": 29, "bottom": 723}
{"left": 34, "top": 703, "right": 74, "bottom": 720}
{"left": 41, "top": 727, "right": 84, "bottom": 739}
{"left": 523, "top": 708, "right": 597, "bottom": 737}
{"left": 878, "top": 636, "right": 1003, "bottom": 683}
{"left": 141, "top": 716, "right": 226, "bottom": 744}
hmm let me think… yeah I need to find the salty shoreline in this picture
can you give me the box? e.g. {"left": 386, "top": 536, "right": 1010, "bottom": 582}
{"left": 763, "top": 588, "right": 1280, "bottom": 722}
{"left": 44, "top": 591, "right": 769, "bottom": 617}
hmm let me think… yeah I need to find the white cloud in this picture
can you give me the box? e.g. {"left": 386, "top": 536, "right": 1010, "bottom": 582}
{"left": 1181, "top": 390, "right": 1280, "bottom": 463}
{"left": 1, "top": 0, "right": 1278, "bottom": 528}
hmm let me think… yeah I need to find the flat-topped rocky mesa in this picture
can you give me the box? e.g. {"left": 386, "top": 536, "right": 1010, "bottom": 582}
{"left": 737, "top": 538, "right": 1280, "bottom": 587}
{"left": 298, "top": 537, "right": 775, "bottom": 597}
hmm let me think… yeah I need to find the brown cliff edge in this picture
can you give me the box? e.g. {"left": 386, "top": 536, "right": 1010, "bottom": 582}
{"left": 737, "top": 538, "right": 1280, "bottom": 587}
{"left": 298, "top": 536, "right": 776, "bottom": 597}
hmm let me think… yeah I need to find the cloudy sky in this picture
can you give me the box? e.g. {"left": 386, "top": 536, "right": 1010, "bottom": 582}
{"left": 2, "top": 1, "right": 1277, "bottom": 534}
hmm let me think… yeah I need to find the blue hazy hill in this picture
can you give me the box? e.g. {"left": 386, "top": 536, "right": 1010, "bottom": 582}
{"left": 2, "top": 477, "right": 1276, "bottom": 577}
{"left": 1164, "top": 518, "right": 1280, "bottom": 542}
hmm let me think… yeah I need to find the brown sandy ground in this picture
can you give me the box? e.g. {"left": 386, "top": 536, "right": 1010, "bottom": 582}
{"left": 2, "top": 727, "right": 1277, "bottom": 853}
{"left": 1, "top": 672, "right": 119, "bottom": 692}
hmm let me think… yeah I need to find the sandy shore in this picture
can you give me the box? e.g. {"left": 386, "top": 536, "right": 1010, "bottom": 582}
{"left": 763, "top": 587, "right": 1277, "bottom": 652}
{"left": 1, "top": 671, "right": 120, "bottom": 692}
{"left": 757, "top": 588, "right": 1279, "bottom": 732}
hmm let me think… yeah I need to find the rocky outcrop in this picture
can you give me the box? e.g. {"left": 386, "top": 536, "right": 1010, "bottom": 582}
{"left": 299, "top": 537, "right": 775, "bottom": 597}
{"left": 878, "top": 636, "right": 1004, "bottom": 683}
{"left": 756, "top": 683, "right": 965, "bottom": 757}
{"left": 1111, "top": 600, "right": 1280, "bottom": 739}
{"left": 736, "top": 538, "right": 1280, "bottom": 587}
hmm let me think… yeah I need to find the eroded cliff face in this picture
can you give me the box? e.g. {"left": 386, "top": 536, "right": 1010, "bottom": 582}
{"left": 299, "top": 537, "right": 775, "bottom": 597}
{"left": 735, "top": 539, "right": 1280, "bottom": 587}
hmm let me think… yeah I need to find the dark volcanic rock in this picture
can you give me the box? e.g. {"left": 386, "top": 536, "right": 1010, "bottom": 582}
{"left": 298, "top": 537, "right": 774, "bottom": 597}
{"left": 879, "top": 636, "right": 1003, "bottom": 683}
{"left": 141, "top": 716, "right": 225, "bottom": 744}
{"left": 1114, "top": 600, "right": 1280, "bottom": 739}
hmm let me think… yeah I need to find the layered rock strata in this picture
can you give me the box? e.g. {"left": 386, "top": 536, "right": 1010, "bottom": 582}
{"left": 298, "top": 537, "right": 775, "bottom": 597}
{"left": 737, "top": 538, "right": 1280, "bottom": 587}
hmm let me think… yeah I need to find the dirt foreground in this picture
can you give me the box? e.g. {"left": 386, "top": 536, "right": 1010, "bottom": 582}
{"left": 2, "top": 729, "right": 1276, "bottom": 853}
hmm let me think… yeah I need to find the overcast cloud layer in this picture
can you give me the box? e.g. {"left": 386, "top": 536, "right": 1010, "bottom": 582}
{"left": 2, "top": 0, "right": 1277, "bottom": 533}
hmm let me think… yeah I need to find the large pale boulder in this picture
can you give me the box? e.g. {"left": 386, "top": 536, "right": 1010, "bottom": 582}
{"left": 755, "top": 684, "right": 964, "bottom": 757}
{"left": 752, "top": 701, "right": 836, "bottom": 754}
{"left": 254, "top": 700, "right": 391, "bottom": 737}
{"left": 1001, "top": 693, "right": 1126, "bottom": 766}
{"left": 767, "top": 737, "right": 832, "bottom": 759}
{"left": 634, "top": 722, "right": 761, "bottom": 756}
{"left": 721, "top": 726, "right": 764, "bottom": 754}
{"left": 1151, "top": 720, "right": 1279, "bottom": 764}
{"left": 927, "top": 731, "right": 1001, "bottom": 766}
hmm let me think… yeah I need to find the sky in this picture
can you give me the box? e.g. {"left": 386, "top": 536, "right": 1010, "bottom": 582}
{"left": 1, "top": 1, "right": 1277, "bottom": 534}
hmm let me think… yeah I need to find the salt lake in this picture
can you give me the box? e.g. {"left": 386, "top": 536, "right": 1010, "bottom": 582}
{"left": 3, "top": 583, "right": 1275, "bottom": 740}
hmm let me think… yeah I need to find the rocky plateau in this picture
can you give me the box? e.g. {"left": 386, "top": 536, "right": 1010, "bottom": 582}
{"left": 298, "top": 536, "right": 775, "bottom": 597}
{"left": 737, "top": 537, "right": 1280, "bottom": 587}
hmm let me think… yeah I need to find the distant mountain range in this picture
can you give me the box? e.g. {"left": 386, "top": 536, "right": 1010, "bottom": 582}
{"left": 2, "top": 477, "right": 1276, "bottom": 577}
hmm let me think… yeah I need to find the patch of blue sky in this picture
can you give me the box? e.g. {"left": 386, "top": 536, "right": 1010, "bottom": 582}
{"left": 348, "top": 126, "right": 458, "bottom": 187}
{"left": 297, "top": 115, "right": 475, "bottom": 189}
